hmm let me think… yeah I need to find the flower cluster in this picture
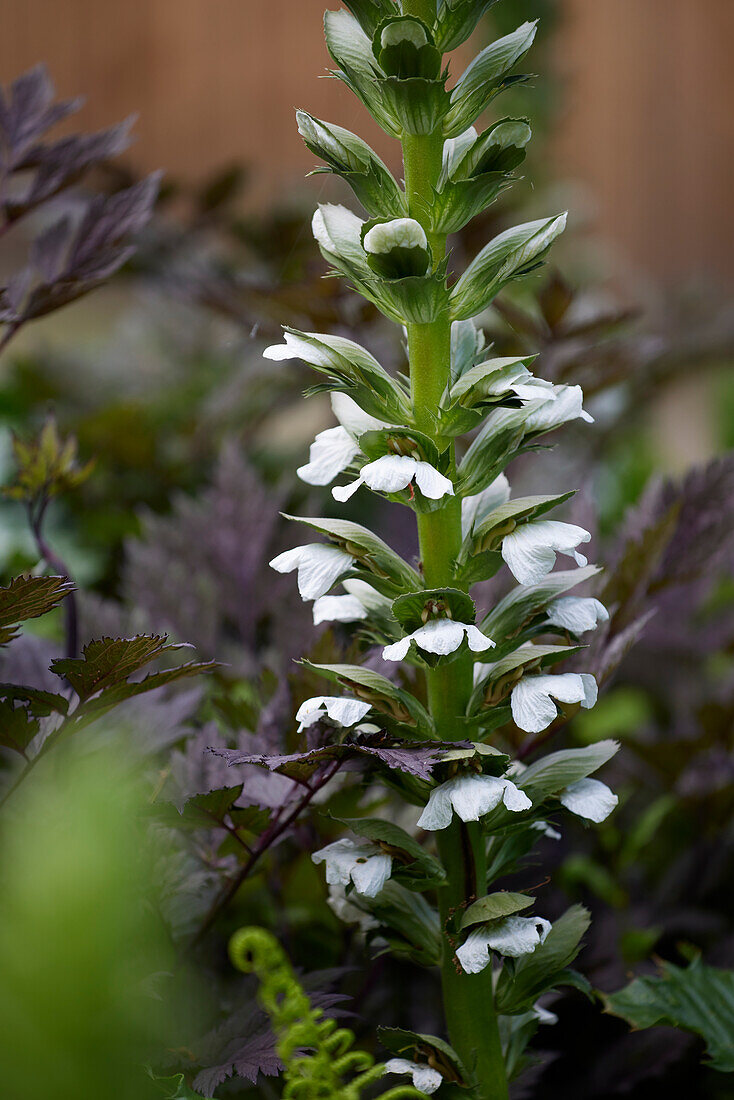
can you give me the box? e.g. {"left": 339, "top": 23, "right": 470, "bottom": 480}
{"left": 257, "top": 2, "right": 619, "bottom": 1095}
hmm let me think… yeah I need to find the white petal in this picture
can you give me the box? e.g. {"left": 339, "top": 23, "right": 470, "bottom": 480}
{"left": 500, "top": 777, "right": 533, "bottom": 812}
{"left": 295, "top": 695, "right": 327, "bottom": 729}
{"left": 511, "top": 677, "right": 562, "bottom": 733}
{"left": 464, "top": 624, "right": 496, "bottom": 653}
{"left": 323, "top": 697, "right": 372, "bottom": 727}
{"left": 546, "top": 596, "right": 609, "bottom": 634}
{"left": 350, "top": 851, "right": 392, "bottom": 897}
{"left": 524, "top": 384, "right": 593, "bottom": 432}
{"left": 312, "top": 839, "right": 360, "bottom": 886}
{"left": 531, "top": 820, "right": 562, "bottom": 840}
{"left": 456, "top": 928, "right": 492, "bottom": 974}
{"left": 511, "top": 672, "right": 597, "bottom": 734}
{"left": 381, "top": 636, "right": 412, "bottom": 662}
{"left": 363, "top": 217, "right": 427, "bottom": 253}
{"left": 312, "top": 594, "right": 368, "bottom": 625}
{"left": 331, "top": 391, "right": 385, "bottom": 437}
{"left": 413, "top": 460, "right": 455, "bottom": 500}
{"left": 384, "top": 1060, "right": 442, "bottom": 1095}
{"left": 485, "top": 915, "right": 552, "bottom": 957}
{"left": 461, "top": 474, "right": 511, "bottom": 537}
{"left": 534, "top": 1005, "right": 559, "bottom": 1026}
{"left": 417, "top": 784, "right": 454, "bottom": 831}
{"left": 332, "top": 477, "right": 364, "bottom": 502}
{"left": 560, "top": 777, "right": 618, "bottom": 823}
{"left": 343, "top": 579, "right": 391, "bottom": 614}
{"left": 450, "top": 774, "right": 505, "bottom": 821}
{"left": 327, "top": 885, "right": 379, "bottom": 931}
{"left": 502, "top": 521, "right": 592, "bottom": 585}
{"left": 360, "top": 454, "right": 416, "bottom": 493}
{"left": 297, "top": 426, "right": 358, "bottom": 485}
{"left": 410, "top": 619, "right": 466, "bottom": 655}
{"left": 269, "top": 544, "right": 354, "bottom": 600}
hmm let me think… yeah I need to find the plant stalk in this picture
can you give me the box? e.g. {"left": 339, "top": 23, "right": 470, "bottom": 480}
{"left": 400, "top": 11, "right": 509, "bottom": 1090}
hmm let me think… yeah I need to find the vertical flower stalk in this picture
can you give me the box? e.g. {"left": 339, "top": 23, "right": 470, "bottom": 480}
{"left": 264, "top": 2, "right": 619, "bottom": 1097}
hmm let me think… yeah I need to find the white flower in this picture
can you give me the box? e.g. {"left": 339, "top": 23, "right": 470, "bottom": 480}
{"left": 531, "top": 820, "right": 562, "bottom": 840}
{"left": 417, "top": 773, "right": 531, "bottom": 831}
{"left": 560, "top": 777, "right": 618, "bottom": 823}
{"left": 333, "top": 453, "right": 454, "bottom": 502}
{"left": 457, "top": 915, "right": 552, "bottom": 973}
{"left": 297, "top": 393, "right": 387, "bottom": 486}
{"left": 511, "top": 672, "right": 598, "bottom": 733}
{"left": 461, "top": 474, "right": 511, "bottom": 537}
{"left": 382, "top": 619, "right": 494, "bottom": 662}
{"left": 312, "top": 838, "right": 392, "bottom": 897}
{"left": 501, "top": 520, "right": 592, "bottom": 585}
{"left": 269, "top": 544, "right": 354, "bottom": 600}
{"left": 295, "top": 695, "right": 371, "bottom": 732}
{"left": 312, "top": 593, "right": 368, "bottom": 625}
{"left": 384, "top": 1058, "right": 442, "bottom": 1095}
{"left": 363, "top": 217, "right": 428, "bottom": 254}
{"left": 546, "top": 596, "right": 609, "bottom": 634}
{"left": 534, "top": 1004, "right": 559, "bottom": 1026}
{"left": 524, "top": 383, "right": 593, "bottom": 432}
{"left": 327, "top": 885, "right": 379, "bottom": 931}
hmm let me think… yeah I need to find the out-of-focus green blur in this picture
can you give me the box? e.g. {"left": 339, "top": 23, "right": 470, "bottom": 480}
{"left": 0, "top": 742, "right": 176, "bottom": 1100}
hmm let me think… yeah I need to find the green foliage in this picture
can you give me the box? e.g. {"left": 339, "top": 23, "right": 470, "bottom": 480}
{"left": 0, "top": 574, "right": 74, "bottom": 645}
{"left": 604, "top": 959, "right": 734, "bottom": 1073}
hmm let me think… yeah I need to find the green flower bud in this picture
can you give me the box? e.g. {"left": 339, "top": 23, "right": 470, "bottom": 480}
{"left": 375, "top": 17, "right": 441, "bottom": 81}
{"left": 363, "top": 218, "right": 432, "bottom": 280}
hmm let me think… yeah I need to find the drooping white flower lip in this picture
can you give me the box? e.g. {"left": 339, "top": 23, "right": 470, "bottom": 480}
{"left": 312, "top": 838, "right": 392, "bottom": 897}
{"left": 333, "top": 453, "right": 454, "bottom": 502}
{"left": 511, "top": 672, "right": 598, "bottom": 733}
{"left": 456, "top": 915, "right": 552, "bottom": 974}
{"left": 417, "top": 773, "right": 531, "bottom": 831}
{"left": 560, "top": 777, "right": 618, "bottom": 823}
{"left": 363, "top": 217, "right": 428, "bottom": 254}
{"left": 382, "top": 619, "right": 494, "bottom": 662}
{"left": 295, "top": 695, "right": 372, "bottom": 732}
{"left": 384, "top": 1058, "right": 442, "bottom": 1095}
{"left": 312, "top": 593, "right": 369, "bottom": 625}
{"left": 502, "top": 519, "right": 592, "bottom": 586}
{"left": 297, "top": 393, "right": 388, "bottom": 487}
{"left": 327, "top": 885, "right": 379, "bottom": 931}
{"left": 524, "top": 382, "right": 593, "bottom": 431}
{"left": 269, "top": 544, "right": 354, "bottom": 600}
{"left": 546, "top": 595, "right": 609, "bottom": 634}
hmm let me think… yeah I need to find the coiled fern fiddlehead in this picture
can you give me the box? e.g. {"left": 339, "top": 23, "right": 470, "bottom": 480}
{"left": 230, "top": 927, "right": 426, "bottom": 1098}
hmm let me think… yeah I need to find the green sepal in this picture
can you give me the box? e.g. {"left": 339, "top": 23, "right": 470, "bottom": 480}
{"left": 439, "top": 355, "right": 536, "bottom": 435}
{"left": 373, "top": 16, "right": 442, "bottom": 81}
{"left": 449, "top": 214, "right": 567, "bottom": 321}
{"left": 380, "top": 75, "right": 450, "bottom": 135}
{"left": 517, "top": 740, "right": 619, "bottom": 803}
{"left": 438, "top": 742, "right": 509, "bottom": 775}
{"left": 480, "top": 564, "right": 602, "bottom": 641}
{"left": 358, "top": 426, "right": 443, "bottom": 464}
{"left": 333, "top": 815, "right": 446, "bottom": 890}
{"left": 434, "top": 0, "right": 502, "bottom": 52}
{"left": 297, "top": 111, "right": 406, "bottom": 218}
{"left": 268, "top": 326, "right": 411, "bottom": 423}
{"left": 361, "top": 881, "right": 442, "bottom": 966}
{"left": 469, "top": 642, "right": 582, "bottom": 714}
{"left": 452, "top": 548, "right": 503, "bottom": 586}
{"left": 450, "top": 318, "right": 487, "bottom": 380}
{"left": 324, "top": 10, "right": 402, "bottom": 136}
{"left": 456, "top": 406, "right": 529, "bottom": 496}
{"left": 444, "top": 22, "right": 537, "bottom": 138}
{"left": 282, "top": 514, "right": 421, "bottom": 594}
{"left": 495, "top": 905, "right": 591, "bottom": 1015}
{"left": 460, "top": 491, "right": 576, "bottom": 558}
{"left": 392, "top": 587, "right": 476, "bottom": 633}
{"left": 342, "top": 0, "right": 396, "bottom": 37}
{"left": 430, "top": 172, "right": 515, "bottom": 234}
{"left": 460, "top": 891, "right": 534, "bottom": 931}
{"left": 302, "top": 661, "right": 434, "bottom": 736}
{"left": 378, "top": 1028, "right": 468, "bottom": 1087}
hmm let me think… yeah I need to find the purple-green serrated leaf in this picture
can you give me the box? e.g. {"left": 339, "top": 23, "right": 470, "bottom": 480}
{"left": 0, "top": 575, "right": 75, "bottom": 645}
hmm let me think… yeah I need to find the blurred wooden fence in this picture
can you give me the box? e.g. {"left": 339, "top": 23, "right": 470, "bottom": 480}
{"left": 2, "top": 0, "right": 733, "bottom": 282}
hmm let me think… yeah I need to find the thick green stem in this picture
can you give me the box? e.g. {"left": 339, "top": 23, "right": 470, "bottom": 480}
{"left": 399, "top": 13, "right": 509, "bottom": 1094}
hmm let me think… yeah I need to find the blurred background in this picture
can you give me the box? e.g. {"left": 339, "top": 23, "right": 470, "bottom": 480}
{"left": 0, "top": 3, "right": 733, "bottom": 1099}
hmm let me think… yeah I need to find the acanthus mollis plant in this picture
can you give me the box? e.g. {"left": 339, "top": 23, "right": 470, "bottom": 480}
{"left": 225, "top": 3, "right": 620, "bottom": 1097}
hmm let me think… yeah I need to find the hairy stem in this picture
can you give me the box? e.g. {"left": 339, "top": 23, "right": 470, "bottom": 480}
{"left": 401, "top": 5, "right": 508, "bottom": 1092}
